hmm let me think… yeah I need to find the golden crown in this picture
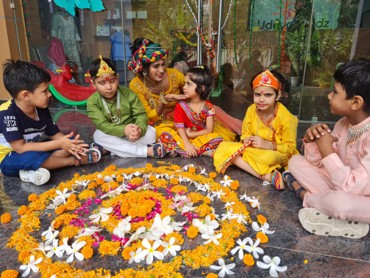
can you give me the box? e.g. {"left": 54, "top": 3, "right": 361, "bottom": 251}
{"left": 96, "top": 55, "right": 115, "bottom": 77}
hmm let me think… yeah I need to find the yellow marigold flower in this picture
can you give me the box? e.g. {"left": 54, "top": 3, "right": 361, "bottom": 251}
{"left": 186, "top": 225, "right": 199, "bottom": 239}
{"left": 87, "top": 181, "right": 97, "bottom": 189}
{"left": 120, "top": 202, "right": 130, "bottom": 216}
{"left": 81, "top": 246, "right": 94, "bottom": 259}
{"left": 130, "top": 177, "right": 144, "bottom": 186}
{"left": 208, "top": 172, "right": 217, "bottom": 179}
{"left": 0, "top": 269, "right": 18, "bottom": 278}
{"left": 230, "top": 180, "right": 240, "bottom": 190}
{"left": 256, "top": 231, "right": 269, "bottom": 243}
{"left": 0, "top": 213, "right": 12, "bottom": 224}
{"left": 55, "top": 205, "right": 66, "bottom": 215}
{"left": 78, "top": 189, "right": 97, "bottom": 200}
{"left": 60, "top": 225, "right": 79, "bottom": 239}
{"left": 170, "top": 178, "right": 179, "bottom": 185}
{"left": 206, "top": 273, "right": 218, "bottom": 278}
{"left": 149, "top": 175, "right": 156, "bottom": 182}
{"left": 243, "top": 254, "right": 255, "bottom": 266}
{"left": 170, "top": 185, "right": 187, "bottom": 194}
{"left": 116, "top": 175, "right": 124, "bottom": 183}
{"left": 28, "top": 194, "right": 38, "bottom": 202}
{"left": 121, "top": 247, "right": 133, "bottom": 260}
{"left": 67, "top": 194, "right": 77, "bottom": 202}
{"left": 98, "top": 240, "right": 120, "bottom": 256}
{"left": 188, "top": 166, "right": 196, "bottom": 173}
{"left": 96, "top": 178, "right": 105, "bottom": 185}
{"left": 17, "top": 205, "right": 27, "bottom": 216}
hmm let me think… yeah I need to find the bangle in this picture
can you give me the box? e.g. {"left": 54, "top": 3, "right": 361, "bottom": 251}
{"left": 159, "top": 93, "right": 168, "bottom": 105}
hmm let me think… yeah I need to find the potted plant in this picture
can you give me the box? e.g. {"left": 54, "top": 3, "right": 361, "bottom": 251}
{"left": 285, "top": 25, "right": 306, "bottom": 86}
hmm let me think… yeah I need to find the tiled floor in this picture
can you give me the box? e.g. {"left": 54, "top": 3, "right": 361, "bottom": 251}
{"left": 0, "top": 90, "right": 369, "bottom": 277}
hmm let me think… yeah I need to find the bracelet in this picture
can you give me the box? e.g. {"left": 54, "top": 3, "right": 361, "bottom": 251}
{"left": 159, "top": 93, "right": 168, "bottom": 105}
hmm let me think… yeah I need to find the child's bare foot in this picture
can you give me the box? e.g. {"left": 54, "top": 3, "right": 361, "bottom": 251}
{"left": 74, "top": 148, "right": 101, "bottom": 166}
{"left": 148, "top": 143, "right": 166, "bottom": 158}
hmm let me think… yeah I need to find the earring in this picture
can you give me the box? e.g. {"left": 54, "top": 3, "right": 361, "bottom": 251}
{"left": 143, "top": 71, "right": 147, "bottom": 76}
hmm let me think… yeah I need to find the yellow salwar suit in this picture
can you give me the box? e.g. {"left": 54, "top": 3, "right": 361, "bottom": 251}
{"left": 129, "top": 68, "right": 237, "bottom": 142}
{"left": 214, "top": 102, "right": 299, "bottom": 174}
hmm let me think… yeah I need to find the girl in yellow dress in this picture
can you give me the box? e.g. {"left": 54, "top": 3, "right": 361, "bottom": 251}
{"left": 213, "top": 70, "right": 299, "bottom": 190}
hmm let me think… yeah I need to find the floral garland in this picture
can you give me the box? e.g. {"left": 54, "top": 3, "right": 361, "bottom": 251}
{"left": 1, "top": 164, "right": 287, "bottom": 277}
{"left": 174, "top": 31, "right": 197, "bottom": 47}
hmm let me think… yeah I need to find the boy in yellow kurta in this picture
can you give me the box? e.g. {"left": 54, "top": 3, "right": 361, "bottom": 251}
{"left": 213, "top": 70, "right": 299, "bottom": 190}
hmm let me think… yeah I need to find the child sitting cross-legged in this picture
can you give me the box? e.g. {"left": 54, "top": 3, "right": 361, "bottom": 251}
{"left": 87, "top": 56, "right": 165, "bottom": 158}
{"left": 0, "top": 60, "right": 100, "bottom": 186}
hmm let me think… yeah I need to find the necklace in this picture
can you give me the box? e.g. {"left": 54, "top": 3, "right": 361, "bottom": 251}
{"left": 347, "top": 122, "right": 370, "bottom": 145}
{"left": 101, "top": 89, "right": 121, "bottom": 124}
{"left": 143, "top": 77, "right": 163, "bottom": 109}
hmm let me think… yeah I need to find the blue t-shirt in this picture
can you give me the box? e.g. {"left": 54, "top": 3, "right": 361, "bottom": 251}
{"left": 0, "top": 99, "right": 59, "bottom": 161}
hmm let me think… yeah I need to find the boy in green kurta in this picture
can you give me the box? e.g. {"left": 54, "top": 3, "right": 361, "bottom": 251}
{"left": 87, "top": 56, "right": 165, "bottom": 158}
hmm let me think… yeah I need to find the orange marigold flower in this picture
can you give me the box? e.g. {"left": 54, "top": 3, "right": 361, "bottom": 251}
{"left": 256, "top": 231, "right": 269, "bottom": 243}
{"left": 188, "top": 166, "right": 196, "bottom": 173}
{"left": 0, "top": 269, "right": 19, "bottom": 278}
{"left": 170, "top": 178, "right": 179, "bottom": 185}
{"left": 98, "top": 240, "right": 120, "bottom": 256}
{"left": 17, "top": 206, "right": 27, "bottom": 216}
{"left": 81, "top": 246, "right": 94, "bottom": 259}
{"left": 116, "top": 176, "right": 124, "bottom": 183}
{"left": 121, "top": 247, "right": 133, "bottom": 260}
{"left": 28, "top": 194, "right": 37, "bottom": 202}
{"left": 78, "top": 190, "right": 97, "bottom": 200}
{"left": 55, "top": 205, "right": 66, "bottom": 215}
{"left": 230, "top": 180, "right": 240, "bottom": 190}
{"left": 186, "top": 225, "right": 199, "bottom": 239}
{"left": 257, "top": 214, "right": 267, "bottom": 225}
{"left": 243, "top": 254, "right": 255, "bottom": 266}
{"left": 18, "top": 250, "right": 30, "bottom": 262}
{"left": 145, "top": 163, "right": 153, "bottom": 169}
{"left": 0, "top": 213, "right": 12, "bottom": 224}
{"left": 208, "top": 172, "right": 217, "bottom": 179}
{"left": 206, "top": 273, "right": 218, "bottom": 278}
{"left": 149, "top": 175, "right": 156, "bottom": 182}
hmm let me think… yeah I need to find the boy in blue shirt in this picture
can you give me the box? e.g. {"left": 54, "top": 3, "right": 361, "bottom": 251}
{"left": 0, "top": 60, "right": 100, "bottom": 185}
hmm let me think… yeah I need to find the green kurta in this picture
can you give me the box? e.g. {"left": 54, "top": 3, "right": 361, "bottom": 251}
{"left": 87, "top": 87, "right": 148, "bottom": 137}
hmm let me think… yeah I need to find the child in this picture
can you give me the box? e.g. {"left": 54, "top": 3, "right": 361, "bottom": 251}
{"left": 284, "top": 59, "right": 370, "bottom": 239}
{"left": 87, "top": 56, "right": 165, "bottom": 158}
{"left": 213, "top": 69, "right": 299, "bottom": 190}
{"left": 0, "top": 60, "right": 100, "bottom": 186}
{"left": 158, "top": 65, "right": 224, "bottom": 157}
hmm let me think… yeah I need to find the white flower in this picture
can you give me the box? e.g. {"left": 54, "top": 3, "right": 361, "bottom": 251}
{"left": 150, "top": 214, "right": 174, "bottom": 237}
{"left": 252, "top": 221, "right": 275, "bottom": 234}
{"left": 239, "top": 191, "right": 249, "bottom": 201}
{"left": 245, "top": 238, "right": 264, "bottom": 259}
{"left": 41, "top": 223, "right": 55, "bottom": 239}
{"left": 138, "top": 239, "right": 164, "bottom": 264}
{"left": 231, "top": 238, "right": 250, "bottom": 260}
{"left": 169, "top": 219, "right": 186, "bottom": 232}
{"left": 199, "top": 168, "right": 207, "bottom": 175}
{"left": 257, "top": 255, "right": 287, "bottom": 277}
{"left": 162, "top": 237, "right": 181, "bottom": 256}
{"left": 129, "top": 247, "right": 143, "bottom": 264}
{"left": 89, "top": 207, "right": 113, "bottom": 223}
{"left": 220, "top": 175, "right": 233, "bottom": 187}
{"left": 224, "top": 201, "right": 235, "bottom": 209}
{"left": 34, "top": 242, "right": 47, "bottom": 255}
{"left": 65, "top": 240, "right": 86, "bottom": 263}
{"left": 202, "top": 232, "right": 222, "bottom": 245}
{"left": 210, "top": 258, "right": 236, "bottom": 277}
{"left": 248, "top": 196, "right": 261, "bottom": 209}
{"left": 55, "top": 188, "right": 72, "bottom": 203}
{"left": 19, "top": 255, "right": 42, "bottom": 277}
{"left": 55, "top": 237, "right": 69, "bottom": 258}
{"left": 113, "top": 216, "right": 132, "bottom": 238}
{"left": 75, "top": 225, "right": 102, "bottom": 238}
{"left": 213, "top": 189, "right": 226, "bottom": 199}
{"left": 193, "top": 215, "right": 219, "bottom": 234}
{"left": 44, "top": 230, "right": 59, "bottom": 246}
{"left": 45, "top": 239, "right": 61, "bottom": 258}
{"left": 221, "top": 209, "right": 236, "bottom": 221}
{"left": 235, "top": 213, "right": 248, "bottom": 224}
{"left": 124, "top": 226, "right": 146, "bottom": 248}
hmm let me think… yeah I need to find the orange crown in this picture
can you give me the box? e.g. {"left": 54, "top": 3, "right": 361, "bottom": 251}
{"left": 252, "top": 70, "right": 281, "bottom": 91}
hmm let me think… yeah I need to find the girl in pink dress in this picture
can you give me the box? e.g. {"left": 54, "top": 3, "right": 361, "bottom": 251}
{"left": 284, "top": 59, "right": 370, "bottom": 239}
{"left": 159, "top": 66, "right": 224, "bottom": 157}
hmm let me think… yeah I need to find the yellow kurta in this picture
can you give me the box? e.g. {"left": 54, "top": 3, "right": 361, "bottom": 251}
{"left": 214, "top": 102, "right": 299, "bottom": 174}
{"left": 129, "top": 68, "right": 236, "bottom": 142}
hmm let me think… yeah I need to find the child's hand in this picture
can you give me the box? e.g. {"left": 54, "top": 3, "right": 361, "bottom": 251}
{"left": 125, "top": 124, "right": 141, "bottom": 142}
{"left": 184, "top": 142, "right": 198, "bottom": 157}
{"left": 304, "top": 124, "right": 332, "bottom": 143}
{"left": 59, "top": 133, "right": 88, "bottom": 159}
{"left": 247, "top": 136, "right": 272, "bottom": 150}
{"left": 185, "top": 128, "right": 196, "bottom": 139}
{"left": 315, "top": 132, "right": 338, "bottom": 157}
